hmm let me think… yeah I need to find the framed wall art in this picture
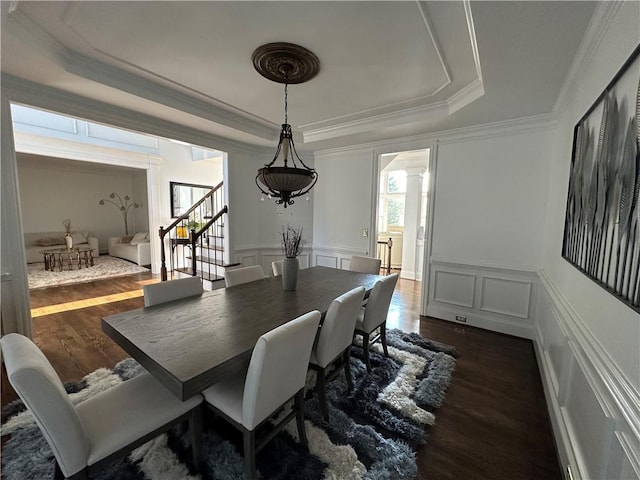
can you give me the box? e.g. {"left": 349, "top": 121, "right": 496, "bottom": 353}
{"left": 562, "top": 44, "right": 640, "bottom": 313}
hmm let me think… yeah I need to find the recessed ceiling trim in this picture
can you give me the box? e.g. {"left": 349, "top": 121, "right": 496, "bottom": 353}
{"left": 63, "top": 51, "right": 279, "bottom": 142}
{"left": 6, "top": 8, "right": 67, "bottom": 61}
{"left": 7, "top": 7, "right": 281, "bottom": 143}
{"left": 62, "top": 2, "right": 80, "bottom": 26}
{"left": 463, "top": 0, "right": 483, "bottom": 83}
{"left": 447, "top": 78, "right": 485, "bottom": 115}
{"left": 303, "top": 101, "right": 449, "bottom": 144}
{"left": 303, "top": 0, "right": 485, "bottom": 144}
{"left": 2, "top": 73, "right": 265, "bottom": 157}
{"left": 416, "top": 1, "right": 452, "bottom": 96}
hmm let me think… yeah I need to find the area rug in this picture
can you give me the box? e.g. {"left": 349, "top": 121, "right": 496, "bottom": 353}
{"left": 27, "top": 255, "right": 149, "bottom": 289}
{"left": 1, "top": 329, "right": 457, "bottom": 480}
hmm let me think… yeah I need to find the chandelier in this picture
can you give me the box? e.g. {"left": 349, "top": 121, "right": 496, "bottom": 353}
{"left": 253, "top": 43, "right": 319, "bottom": 207}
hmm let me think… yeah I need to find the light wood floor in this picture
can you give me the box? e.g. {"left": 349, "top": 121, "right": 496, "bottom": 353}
{"left": 2, "top": 272, "right": 562, "bottom": 479}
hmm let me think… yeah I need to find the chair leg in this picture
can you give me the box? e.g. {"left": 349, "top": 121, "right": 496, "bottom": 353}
{"left": 54, "top": 460, "right": 65, "bottom": 480}
{"left": 190, "top": 405, "right": 203, "bottom": 472}
{"left": 316, "top": 368, "right": 329, "bottom": 422}
{"left": 243, "top": 428, "right": 257, "bottom": 480}
{"left": 343, "top": 349, "right": 353, "bottom": 391}
{"left": 380, "top": 322, "right": 389, "bottom": 357}
{"left": 362, "top": 332, "right": 372, "bottom": 372}
{"left": 294, "top": 390, "right": 308, "bottom": 447}
{"left": 66, "top": 468, "right": 89, "bottom": 480}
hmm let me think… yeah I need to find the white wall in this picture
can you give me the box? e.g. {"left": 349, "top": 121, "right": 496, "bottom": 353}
{"left": 17, "top": 153, "right": 147, "bottom": 253}
{"left": 535, "top": 3, "right": 640, "bottom": 479}
{"left": 313, "top": 150, "right": 375, "bottom": 269}
{"left": 227, "top": 147, "right": 314, "bottom": 270}
{"left": 432, "top": 131, "right": 552, "bottom": 267}
{"left": 425, "top": 128, "right": 553, "bottom": 337}
{"left": 155, "top": 141, "right": 223, "bottom": 231}
{"left": 313, "top": 126, "right": 552, "bottom": 337}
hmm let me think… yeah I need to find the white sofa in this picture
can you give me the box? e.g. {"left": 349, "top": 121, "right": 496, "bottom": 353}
{"left": 108, "top": 234, "right": 151, "bottom": 266}
{"left": 24, "top": 231, "right": 99, "bottom": 264}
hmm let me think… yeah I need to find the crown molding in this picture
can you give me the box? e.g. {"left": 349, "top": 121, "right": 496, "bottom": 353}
{"left": 5, "top": 6, "right": 279, "bottom": 142}
{"left": 314, "top": 113, "right": 556, "bottom": 158}
{"left": 552, "top": 1, "right": 624, "bottom": 115}
{"left": 302, "top": 101, "right": 449, "bottom": 144}
{"left": 63, "top": 51, "right": 279, "bottom": 142}
{"left": 1, "top": 74, "right": 263, "bottom": 157}
{"left": 5, "top": 8, "right": 66, "bottom": 60}
{"left": 447, "top": 78, "right": 485, "bottom": 115}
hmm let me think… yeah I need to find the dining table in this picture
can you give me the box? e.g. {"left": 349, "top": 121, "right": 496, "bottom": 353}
{"left": 102, "top": 266, "right": 382, "bottom": 400}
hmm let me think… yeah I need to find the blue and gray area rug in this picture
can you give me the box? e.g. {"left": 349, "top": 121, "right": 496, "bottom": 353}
{"left": 1, "top": 329, "right": 457, "bottom": 480}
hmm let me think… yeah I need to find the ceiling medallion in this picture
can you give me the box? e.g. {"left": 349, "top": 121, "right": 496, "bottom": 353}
{"left": 253, "top": 42, "right": 319, "bottom": 208}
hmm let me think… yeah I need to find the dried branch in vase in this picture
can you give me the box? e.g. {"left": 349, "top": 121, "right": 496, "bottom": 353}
{"left": 281, "top": 225, "right": 305, "bottom": 258}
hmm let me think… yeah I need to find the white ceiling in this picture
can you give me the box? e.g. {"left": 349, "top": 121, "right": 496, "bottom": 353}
{"left": 1, "top": 1, "right": 597, "bottom": 152}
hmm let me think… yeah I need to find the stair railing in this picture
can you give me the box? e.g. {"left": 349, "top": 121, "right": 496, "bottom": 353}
{"left": 159, "top": 181, "right": 225, "bottom": 281}
{"left": 376, "top": 237, "right": 393, "bottom": 275}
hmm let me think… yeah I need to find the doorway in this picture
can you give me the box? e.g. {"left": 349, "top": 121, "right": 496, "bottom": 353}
{"left": 374, "top": 148, "right": 431, "bottom": 313}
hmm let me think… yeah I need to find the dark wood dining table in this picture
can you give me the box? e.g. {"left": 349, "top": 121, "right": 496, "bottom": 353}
{"left": 102, "top": 266, "right": 382, "bottom": 400}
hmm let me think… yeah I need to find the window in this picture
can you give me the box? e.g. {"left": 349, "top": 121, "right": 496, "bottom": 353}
{"left": 378, "top": 171, "right": 407, "bottom": 233}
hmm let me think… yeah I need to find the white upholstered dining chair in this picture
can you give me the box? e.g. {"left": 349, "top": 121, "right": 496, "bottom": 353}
{"left": 309, "top": 286, "right": 366, "bottom": 421}
{"left": 143, "top": 276, "right": 203, "bottom": 307}
{"left": 349, "top": 255, "right": 382, "bottom": 274}
{"left": 354, "top": 273, "right": 399, "bottom": 371}
{"left": 271, "top": 260, "right": 283, "bottom": 276}
{"left": 224, "top": 265, "right": 265, "bottom": 287}
{"left": 0, "top": 333, "right": 203, "bottom": 480}
{"left": 202, "top": 310, "right": 322, "bottom": 480}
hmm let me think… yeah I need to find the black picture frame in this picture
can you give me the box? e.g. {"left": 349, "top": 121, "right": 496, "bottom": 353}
{"left": 170, "top": 181, "right": 213, "bottom": 218}
{"left": 561, "top": 43, "right": 640, "bottom": 313}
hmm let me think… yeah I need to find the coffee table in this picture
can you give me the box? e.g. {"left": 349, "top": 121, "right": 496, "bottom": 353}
{"left": 40, "top": 246, "right": 95, "bottom": 271}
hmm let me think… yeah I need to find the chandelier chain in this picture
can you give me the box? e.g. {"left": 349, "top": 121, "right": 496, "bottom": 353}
{"left": 284, "top": 80, "right": 288, "bottom": 125}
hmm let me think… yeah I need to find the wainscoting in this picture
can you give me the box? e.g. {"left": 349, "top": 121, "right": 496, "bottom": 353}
{"left": 536, "top": 271, "right": 640, "bottom": 480}
{"left": 426, "top": 259, "right": 538, "bottom": 339}
{"left": 310, "top": 245, "right": 366, "bottom": 271}
{"left": 233, "top": 246, "right": 311, "bottom": 275}
{"left": 232, "top": 247, "right": 640, "bottom": 479}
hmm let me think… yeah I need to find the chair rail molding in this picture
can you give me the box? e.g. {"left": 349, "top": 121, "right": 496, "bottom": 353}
{"left": 311, "top": 245, "right": 372, "bottom": 271}
{"left": 535, "top": 269, "right": 640, "bottom": 480}
{"left": 426, "top": 258, "right": 539, "bottom": 339}
{"left": 232, "top": 246, "right": 310, "bottom": 276}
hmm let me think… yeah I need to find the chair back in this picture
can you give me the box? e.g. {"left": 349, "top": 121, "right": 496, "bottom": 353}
{"left": 349, "top": 255, "right": 382, "bottom": 274}
{"left": 143, "top": 276, "right": 203, "bottom": 307}
{"left": 242, "top": 310, "right": 321, "bottom": 429}
{"left": 361, "top": 273, "right": 399, "bottom": 332}
{"left": 271, "top": 260, "right": 284, "bottom": 277}
{"left": 313, "top": 287, "right": 366, "bottom": 367}
{"left": 0, "top": 334, "right": 89, "bottom": 477}
{"left": 225, "top": 265, "right": 264, "bottom": 287}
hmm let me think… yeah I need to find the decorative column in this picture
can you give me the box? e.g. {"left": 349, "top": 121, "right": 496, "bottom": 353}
{"left": 401, "top": 167, "right": 425, "bottom": 280}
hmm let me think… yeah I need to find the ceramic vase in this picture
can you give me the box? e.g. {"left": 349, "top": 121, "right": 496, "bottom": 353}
{"left": 65, "top": 234, "right": 73, "bottom": 249}
{"left": 282, "top": 257, "right": 299, "bottom": 291}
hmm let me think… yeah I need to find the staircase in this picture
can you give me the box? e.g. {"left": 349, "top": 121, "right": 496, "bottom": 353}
{"left": 158, "top": 181, "right": 238, "bottom": 289}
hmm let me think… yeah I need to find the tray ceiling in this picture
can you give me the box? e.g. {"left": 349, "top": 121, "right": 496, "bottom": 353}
{"left": 1, "top": 1, "right": 596, "bottom": 151}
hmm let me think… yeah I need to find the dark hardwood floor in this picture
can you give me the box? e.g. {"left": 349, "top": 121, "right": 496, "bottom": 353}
{"left": 1, "top": 272, "right": 562, "bottom": 479}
